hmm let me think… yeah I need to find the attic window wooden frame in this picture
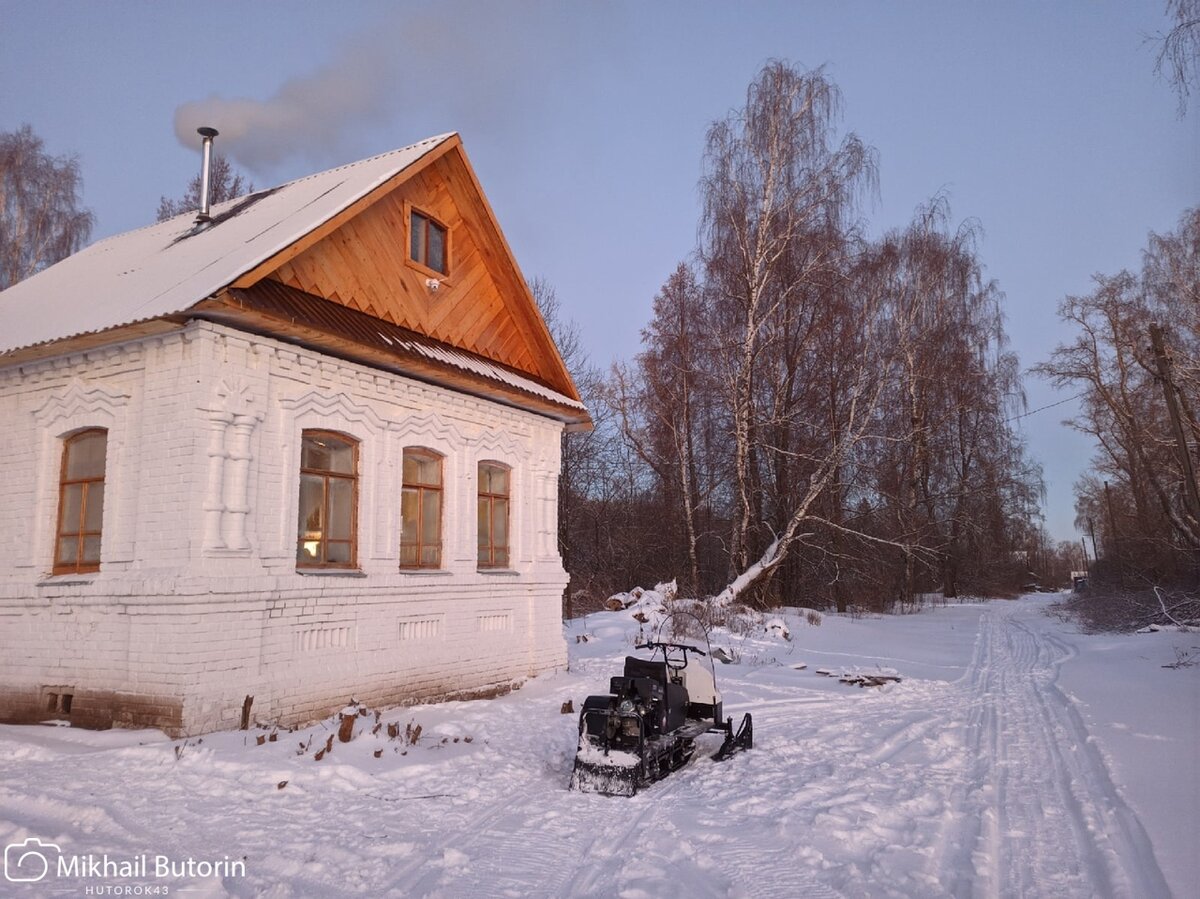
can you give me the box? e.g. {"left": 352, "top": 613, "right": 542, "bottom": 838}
{"left": 406, "top": 202, "right": 451, "bottom": 279}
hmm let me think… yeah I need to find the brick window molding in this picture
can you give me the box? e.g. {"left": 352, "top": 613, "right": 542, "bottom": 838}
{"left": 32, "top": 378, "right": 132, "bottom": 574}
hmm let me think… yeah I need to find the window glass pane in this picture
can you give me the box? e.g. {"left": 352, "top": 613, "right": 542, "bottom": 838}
{"left": 478, "top": 498, "right": 489, "bottom": 549}
{"left": 493, "top": 547, "right": 509, "bottom": 568}
{"left": 326, "top": 541, "right": 352, "bottom": 565}
{"left": 480, "top": 464, "right": 508, "bottom": 496}
{"left": 83, "top": 482, "right": 104, "bottom": 532}
{"left": 421, "top": 545, "right": 440, "bottom": 566}
{"left": 300, "top": 436, "right": 330, "bottom": 472}
{"left": 410, "top": 211, "right": 425, "bottom": 262}
{"left": 404, "top": 452, "right": 441, "bottom": 487}
{"left": 57, "top": 537, "right": 78, "bottom": 564}
{"left": 65, "top": 431, "right": 106, "bottom": 480}
{"left": 422, "top": 455, "right": 442, "bottom": 486}
{"left": 480, "top": 463, "right": 508, "bottom": 495}
{"left": 492, "top": 498, "right": 508, "bottom": 551}
{"left": 81, "top": 535, "right": 101, "bottom": 565}
{"left": 298, "top": 475, "right": 325, "bottom": 537}
{"left": 428, "top": 222, "right": 446, "bottom": 274}
{"left": 297, "top": 540, "right": 319, "bottom": 565}
{"left": 478, "top": 545, "right": 491, "bottom": 566}
{"left": 60, "top": 484, "right": 83, "bottom": 535}
{"left": 422, "top": 489, "right": 441, "bottom": 543}
{"left": 302, "top": 433, "right": 355, "bottom": 474}
{"left": 327, "top": 477, "right": 354, "bottom": 541}
{"left": 326, "top": 439, "right": 355, "bottom": 475}
{"left": 401, "top": 487, "right": 419, "bottom": 546}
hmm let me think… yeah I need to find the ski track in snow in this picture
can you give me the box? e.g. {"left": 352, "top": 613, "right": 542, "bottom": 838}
{"left": 0, "top": 599, "right": 1177, "bottom": 897}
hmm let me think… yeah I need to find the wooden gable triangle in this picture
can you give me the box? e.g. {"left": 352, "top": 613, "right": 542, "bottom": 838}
{"left": 230, "top": 135, "right": 580, "bottom": 404}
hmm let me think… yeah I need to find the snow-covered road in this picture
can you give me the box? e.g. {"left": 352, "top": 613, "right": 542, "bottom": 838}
{"left": 0, "top": 596, "right": 1194, "bottom": 897}
{"left": 940, "top": 603, "right": 1169, "bottom": 899}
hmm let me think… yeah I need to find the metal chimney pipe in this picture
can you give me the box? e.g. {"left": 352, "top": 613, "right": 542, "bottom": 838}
{"left": 196, "top": 126, "right": 219, "bottom": 222}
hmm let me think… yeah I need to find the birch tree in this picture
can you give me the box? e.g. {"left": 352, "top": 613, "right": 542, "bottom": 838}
{"left": 0, "top": 125, "right": 94, "bottom": 290}
{"left": 1155, "top": 0, "right": 1200, "bottom": 114}
{"left": 699, "top": 61, "right": 875, "bottom": 585}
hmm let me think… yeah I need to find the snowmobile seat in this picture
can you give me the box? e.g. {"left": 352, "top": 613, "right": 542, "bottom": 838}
{"left": 623, "top": 656, "right": 668, "bottom": 688}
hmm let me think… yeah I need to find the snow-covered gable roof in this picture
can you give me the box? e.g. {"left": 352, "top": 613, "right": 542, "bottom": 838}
{"left": 0, "top": 134, "right": 455, "bottom": 357}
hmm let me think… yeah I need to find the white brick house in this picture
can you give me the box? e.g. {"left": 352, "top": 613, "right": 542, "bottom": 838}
{"left": 0, "top": 133, "right": 589, "bottom": 736}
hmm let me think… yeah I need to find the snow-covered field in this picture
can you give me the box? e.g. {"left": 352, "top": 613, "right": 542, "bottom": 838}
{"left": 1, "top": 594, "right": 1196, "bottom": 897}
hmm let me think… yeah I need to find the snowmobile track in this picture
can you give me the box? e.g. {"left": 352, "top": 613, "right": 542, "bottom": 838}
{"left": 936, "top": 603, "right": 1171, "bottom": 898}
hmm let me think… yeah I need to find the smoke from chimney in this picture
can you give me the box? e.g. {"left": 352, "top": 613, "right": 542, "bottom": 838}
{"left": 173, "top": 36, "right": 392, "bottom": 174}
{"left": 171, "top": 3, "right": 589, "bottom": 175}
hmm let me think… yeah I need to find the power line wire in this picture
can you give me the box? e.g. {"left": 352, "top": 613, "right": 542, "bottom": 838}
{"left": 1004, "top": 391, "right": 1086, "bottom": 424}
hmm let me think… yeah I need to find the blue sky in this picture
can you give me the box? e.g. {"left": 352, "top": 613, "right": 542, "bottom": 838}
{"left": 2, "top": 0, "right": 1196, "bottom": 544}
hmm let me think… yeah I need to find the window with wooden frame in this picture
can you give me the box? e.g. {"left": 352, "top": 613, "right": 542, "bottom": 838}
{"left": 477, "top": 461, "right": 510, "bottom": 569}
{"left": 401, "top": 448, "right": 443, "bottom": 569}
{"left": 296, "top": 430, "right": 358, "bottom": 568}
{"left": 53, "top": 428, "right": 107, "bottom": 574}
{"left": 409, "top": 207, "right": 449, "bottom": 276}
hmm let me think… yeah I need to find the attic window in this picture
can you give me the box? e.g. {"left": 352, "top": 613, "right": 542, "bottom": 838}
{"left": 409, "top": 208, "right": 448, "bottom": 276}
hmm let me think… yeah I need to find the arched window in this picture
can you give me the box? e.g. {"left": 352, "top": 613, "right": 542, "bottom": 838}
{"left": 54, "top": 428, "right": 107, "bottom": 574}
{"left": 401, "top": 449, "right": 443, "bottom": 569}
{"left": 297, "top": 430, "right": 358, "bottom": 568}
{"left": 477, "top": 461, "right": 510, "bottom": 569}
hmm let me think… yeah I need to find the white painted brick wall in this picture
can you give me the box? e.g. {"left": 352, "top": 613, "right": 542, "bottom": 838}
{"left": 0, "top": 321, "right": 569, "bottom": 735}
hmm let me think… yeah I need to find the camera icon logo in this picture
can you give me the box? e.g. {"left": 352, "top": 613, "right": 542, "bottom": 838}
{"left": 4, "top": 837, "right": 60, "bottom": 883}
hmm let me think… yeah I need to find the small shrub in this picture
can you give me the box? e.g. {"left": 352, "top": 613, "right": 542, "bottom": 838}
{"left": 805, "top": 610, "right": 823, "bottom": 627}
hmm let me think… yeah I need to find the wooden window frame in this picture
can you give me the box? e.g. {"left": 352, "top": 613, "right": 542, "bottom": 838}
{"left": 406, "top": 201, "right": 451, "bottom": 280}
{"left": 400, "top": 448, "right": 443, "bottom": 570}
{"left": 53, "top": 428, "right": 107, "bottom": 575}
{"left": 296, "top": 430, "right": 359, "bottom": 570}
{"left": 477, "top": 461, "right": 511, "bottom": 569}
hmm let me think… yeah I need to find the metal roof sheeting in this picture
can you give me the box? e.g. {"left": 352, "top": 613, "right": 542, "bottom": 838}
{"left": 223, "top": 281, "right": 587, "bottom": 415}
{"left": 0, "top": 134, "right": 454, "bottom": 357}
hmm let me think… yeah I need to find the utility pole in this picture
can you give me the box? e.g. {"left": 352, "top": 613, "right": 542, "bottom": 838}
{"left": 1150, "top": 323, "right": 1200, "bottom": 525}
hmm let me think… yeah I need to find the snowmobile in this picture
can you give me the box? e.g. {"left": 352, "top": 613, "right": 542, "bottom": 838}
{"left": 569, "top": 638, "right": 753, "bottom": 796}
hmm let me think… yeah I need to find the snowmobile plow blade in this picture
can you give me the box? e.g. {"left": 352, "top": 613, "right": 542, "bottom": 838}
{"left": 569, "top": 757, "right": 640, "bottom": 797}
{"left": 712, "top": 712, "right": 753, "bottom": 762}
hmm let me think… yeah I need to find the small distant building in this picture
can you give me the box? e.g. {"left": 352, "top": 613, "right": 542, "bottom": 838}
{"left": 0, "top": 133, "right": 590, "bottom": 735}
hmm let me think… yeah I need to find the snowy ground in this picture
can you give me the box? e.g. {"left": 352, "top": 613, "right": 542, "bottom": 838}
{"left": 0, "top": 594, "right": 1196, "bottom": 897}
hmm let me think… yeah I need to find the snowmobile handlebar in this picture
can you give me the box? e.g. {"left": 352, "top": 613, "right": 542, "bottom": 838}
{"left": 635, "top": 641, "right": 707, "bottom": 657}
